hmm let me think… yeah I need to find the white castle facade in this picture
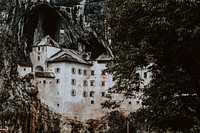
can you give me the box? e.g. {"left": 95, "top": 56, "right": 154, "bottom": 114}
{"left": 17, "top": 35, "right": 151, "bottom": 121}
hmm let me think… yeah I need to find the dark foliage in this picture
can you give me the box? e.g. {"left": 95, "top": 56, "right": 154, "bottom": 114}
{"left": 107, "top": 0, "right": 200, "bottom": 132}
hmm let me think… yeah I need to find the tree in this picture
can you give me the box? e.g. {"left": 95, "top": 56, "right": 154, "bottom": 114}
{"left": 106, "top": 0, "right": 200, "bottom": 132}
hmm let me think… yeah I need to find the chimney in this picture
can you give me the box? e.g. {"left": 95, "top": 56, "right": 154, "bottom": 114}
{"left": 47, "top": 36, "right": 51, "bottom": 44}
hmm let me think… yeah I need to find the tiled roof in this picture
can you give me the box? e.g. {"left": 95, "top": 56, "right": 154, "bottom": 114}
{"left": 32, "top": 35, "right": 60, "bottom": 48}
{"left": 47, "top": 49, "right": 91, "bottom": 65}
{"left": 35, "top": 72, "right": 55, "bottom": 78}
{"left": 17, "top": 62, "right": 32, "bottom": 67}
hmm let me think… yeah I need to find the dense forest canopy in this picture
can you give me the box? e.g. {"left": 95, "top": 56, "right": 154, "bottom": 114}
{"left": 107, "top": 0, "right": 200, "bottom": 132}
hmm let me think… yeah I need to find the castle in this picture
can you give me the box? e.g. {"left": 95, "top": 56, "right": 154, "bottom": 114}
{"left": 17, "top": 35, "right": 151, "bottom": 121}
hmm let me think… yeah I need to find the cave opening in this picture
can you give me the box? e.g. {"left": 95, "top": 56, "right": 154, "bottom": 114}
{"left": 24, "top": 4, "right": 61, "bottom": 51}
{"left": 23, "top": 3, "right": 111, "bottom": 59}
{"left": 41, "top": 4, "right": 60, "bottom": 39}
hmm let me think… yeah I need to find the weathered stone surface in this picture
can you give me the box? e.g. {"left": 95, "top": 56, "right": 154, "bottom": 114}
{"left": 0, "top": 0, "right": 118, "bottom": 132}
{"left": 0, "top": 28, "right": 61, "bottom": 132}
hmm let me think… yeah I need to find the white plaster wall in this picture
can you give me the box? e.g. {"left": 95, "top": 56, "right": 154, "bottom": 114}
{"left": 30, "top": 46, "right": 47, "bottom": 71}
{"left": 41, "top": 60, "right": 146, "bottom": 120}
{"left": 36, "top": 60, "right": 112, "bottom": 120}
{"left": 29, "top": 44, "right": 153, "bottom": 121}
{"left": 36, "top": 77, "right": 59, "bottom": 112}
{"left": 30, "top": 46, "right": 60, "bottom": 72}
{"left": 17, "top": 65, "right": 32, "bottom": 77}
{"left": 33, "top": 58, "right": 152, "bottom": 121}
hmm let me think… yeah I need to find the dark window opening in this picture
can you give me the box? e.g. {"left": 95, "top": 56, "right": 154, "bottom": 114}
{"left": 55, "top": 68, "right": 60, "bottom": 73}
{"left": 83, "top": 91, "right": 88, "bottom": 97}
{"left": 83, "top": 69, "right": 87, "bottom": 75}
{"left": 35, "top": 65, "right": 44, "bottom": 72}
{"left": 90, "top": 80, "right": 94, "bottom": 86}
{"left": 102, "top": 70, "right": 106, "bottom": 75}
{"left": 71, "top": 79, "right": 76, "bottom": 85}
{"left": 71, "top": 90, "right": 76, "bottom": 96}
{"left": 91, "top": 100, "right": 94, "bottom": 104}
{"left": 144, "top": 72, "right": 147, "bottom": 78}
{"left": 72, "top": 68, "right": 76, "bottom": 74}
{"left": 91, "top": 70, "right": 95, "bottom": 75}
{"left": 102, "top": 81, "right": 105, "bottom": 86}
{"left": 102, "top": 92, "right": 105, "bottom": 97}
{"left": 90, "top": 91, "right": 95, "bottom": 97}
{"left": 83, "top": 80, "right": 88, "bottom": 86}
{"left": 78, "top": 69, "right": 82, "bottom": 75}
{"left": 56, "top": 79, "right": 60, "bottom": 83}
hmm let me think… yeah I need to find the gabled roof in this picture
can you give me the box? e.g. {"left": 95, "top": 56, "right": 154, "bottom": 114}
{"left": 47, "top": 49, "right": 91, "bottom": 65}
{"left": 16, "top": 62, "right": 32, "bottom": 67}
{"left": 32, "top": 35, "right": 60, "bottom": 48}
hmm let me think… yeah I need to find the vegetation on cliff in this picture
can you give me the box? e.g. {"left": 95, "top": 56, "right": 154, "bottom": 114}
{"left": 0, "top": 29, "right": 61, "bottom": 132}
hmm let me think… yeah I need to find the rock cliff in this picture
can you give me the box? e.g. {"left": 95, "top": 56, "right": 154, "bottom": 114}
{"left": 0, "top": 0, "right": 130, "bottom": 132}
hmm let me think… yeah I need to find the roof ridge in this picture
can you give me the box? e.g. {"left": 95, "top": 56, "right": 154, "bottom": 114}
{"left": 49, "top": 49, "right": 64, "bottom": 58}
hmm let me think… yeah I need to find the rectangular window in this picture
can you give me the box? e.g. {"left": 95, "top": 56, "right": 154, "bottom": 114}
{"left": 144, "top": 72, "right": 147, "bottom": 78}
{"left": 56, "top": 79, "right": 60, "bottom": 83}
{"left": 38, "top": 47, "right": 40, "bottom": 51}
{"left": 91, "top": 70, "right": 95, "bottom": 76}
{"left": 43, "top": 80, "right": 46, "bottom": 84}
{"left": 71, "top": 79, "right": 76, "bottom": 85}
{"left": 90, "top": 91, "right": 95, "bottom": 97}
{"left": 101, "top": 92, "right": 105, "bottom": 97}
{"left": 38, "top": 56, "right": 40, "bottom": 61}
{"left": 55, "top": 68, "right": 60, "bottom": 73}
{"left": 106, "top": 94, "right": 111, "bottom": 98}
{"left": 101, "top": 70, "right": 106, "bottom": 75}
{"left": 91, "top": 100, "right": 94, "bottom": 104}
{"left": 71, "top": 90, "right": 76, "bottom": 96}
{"left": 102, "top": 81, "right": 105, "bottom": 86}
{"left": 90, "top": 80, "right": 94, "bottom": 86}
{"left": 83, "top": 80, "right": 88, "bottom": 86}
{"left": 24, "top": 68, "right": 26, "bottom": 71}
{"left": 83, "top": 91, "right": 88, "bottom": 97}
{"left": 83, "top": 69, "right": 87, "bottom": 76}
{"left": 72, "top": 68, "right": 76, "bottom": 74}
{"left": 78, "top": 69, "right": 82, "bottom": 75}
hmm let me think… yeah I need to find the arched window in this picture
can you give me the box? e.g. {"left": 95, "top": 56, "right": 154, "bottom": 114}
{"left": 35, "top": 65, "right": 44, "bottom": 72}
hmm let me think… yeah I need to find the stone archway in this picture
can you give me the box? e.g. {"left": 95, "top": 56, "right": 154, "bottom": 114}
{"left": 35, "top": 65, "right": 44, "bottom": 72}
